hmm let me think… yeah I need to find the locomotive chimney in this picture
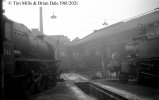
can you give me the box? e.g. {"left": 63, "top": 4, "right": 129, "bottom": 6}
{"left": 39, "top": 7, "right": 43, "bottom": 34}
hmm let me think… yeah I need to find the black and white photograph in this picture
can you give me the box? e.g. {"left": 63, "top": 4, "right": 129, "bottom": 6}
{"left": 1, "top": 0, "right": 159, "bottom": 100}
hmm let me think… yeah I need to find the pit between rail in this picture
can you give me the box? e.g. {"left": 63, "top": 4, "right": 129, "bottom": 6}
{"left": 75, "top": 82, "right": 127, "bottom": 100}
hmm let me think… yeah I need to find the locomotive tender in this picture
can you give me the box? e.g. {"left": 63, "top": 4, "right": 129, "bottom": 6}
{"left": 3, "top": 16, "right": 58, "bottom": 99}
{"left": 70, "top": 8, "right": 159, "bottom": 83}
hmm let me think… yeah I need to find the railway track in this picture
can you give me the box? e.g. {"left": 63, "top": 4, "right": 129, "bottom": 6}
{"left": 62, "top": 73, "right": 141, "bottom": 100}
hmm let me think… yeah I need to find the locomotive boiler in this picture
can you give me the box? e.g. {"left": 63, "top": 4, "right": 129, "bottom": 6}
{"left": 3, "top": 16, "right": 58, "bottom": 99}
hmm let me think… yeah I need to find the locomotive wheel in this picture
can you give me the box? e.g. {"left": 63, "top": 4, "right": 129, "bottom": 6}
{"left": 28, "top": 82, "right": 36, "bottom": 95}
{"left": 51, "top": 79, "right": 57, "bottom": 86}
{"left": 36, "top": 79, "right": 45, "bottom": 93}
{"left": 119, "top": 72, "right": 129, "bottom": 83}
{"left": 49, "top": 76, "right": 57, "bottom": 87}
{"left": 136, "top": 72, "right": 146, "bottom": 84}
{"left": 137, "top": 72, "right": 141, "bottom": 83}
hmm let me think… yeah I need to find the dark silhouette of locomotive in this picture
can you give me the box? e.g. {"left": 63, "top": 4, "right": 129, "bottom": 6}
{"left": 68, "top": 8, "right": 159, "bottom": 83}
{"left": 3, "top": 16, "right": 58, "bottom": 99}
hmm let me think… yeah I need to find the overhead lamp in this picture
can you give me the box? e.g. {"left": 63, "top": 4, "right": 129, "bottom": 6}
{"left": 103, "top": 19, "right": 108, "bottom": 26}
{"left": 51, "top": 12, "right": 57, "bottom": 19}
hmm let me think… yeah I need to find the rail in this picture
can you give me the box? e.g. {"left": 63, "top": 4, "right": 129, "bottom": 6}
{"left": 62, "top": 73, "right": 136, "bottom": 100}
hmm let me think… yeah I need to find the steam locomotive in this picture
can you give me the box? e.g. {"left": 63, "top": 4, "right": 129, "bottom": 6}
{"left": 68, "top": 8, "right": 159, "bottom": 83}
{"left": 3, "top": 16, "right": 58, "bottom": 99}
